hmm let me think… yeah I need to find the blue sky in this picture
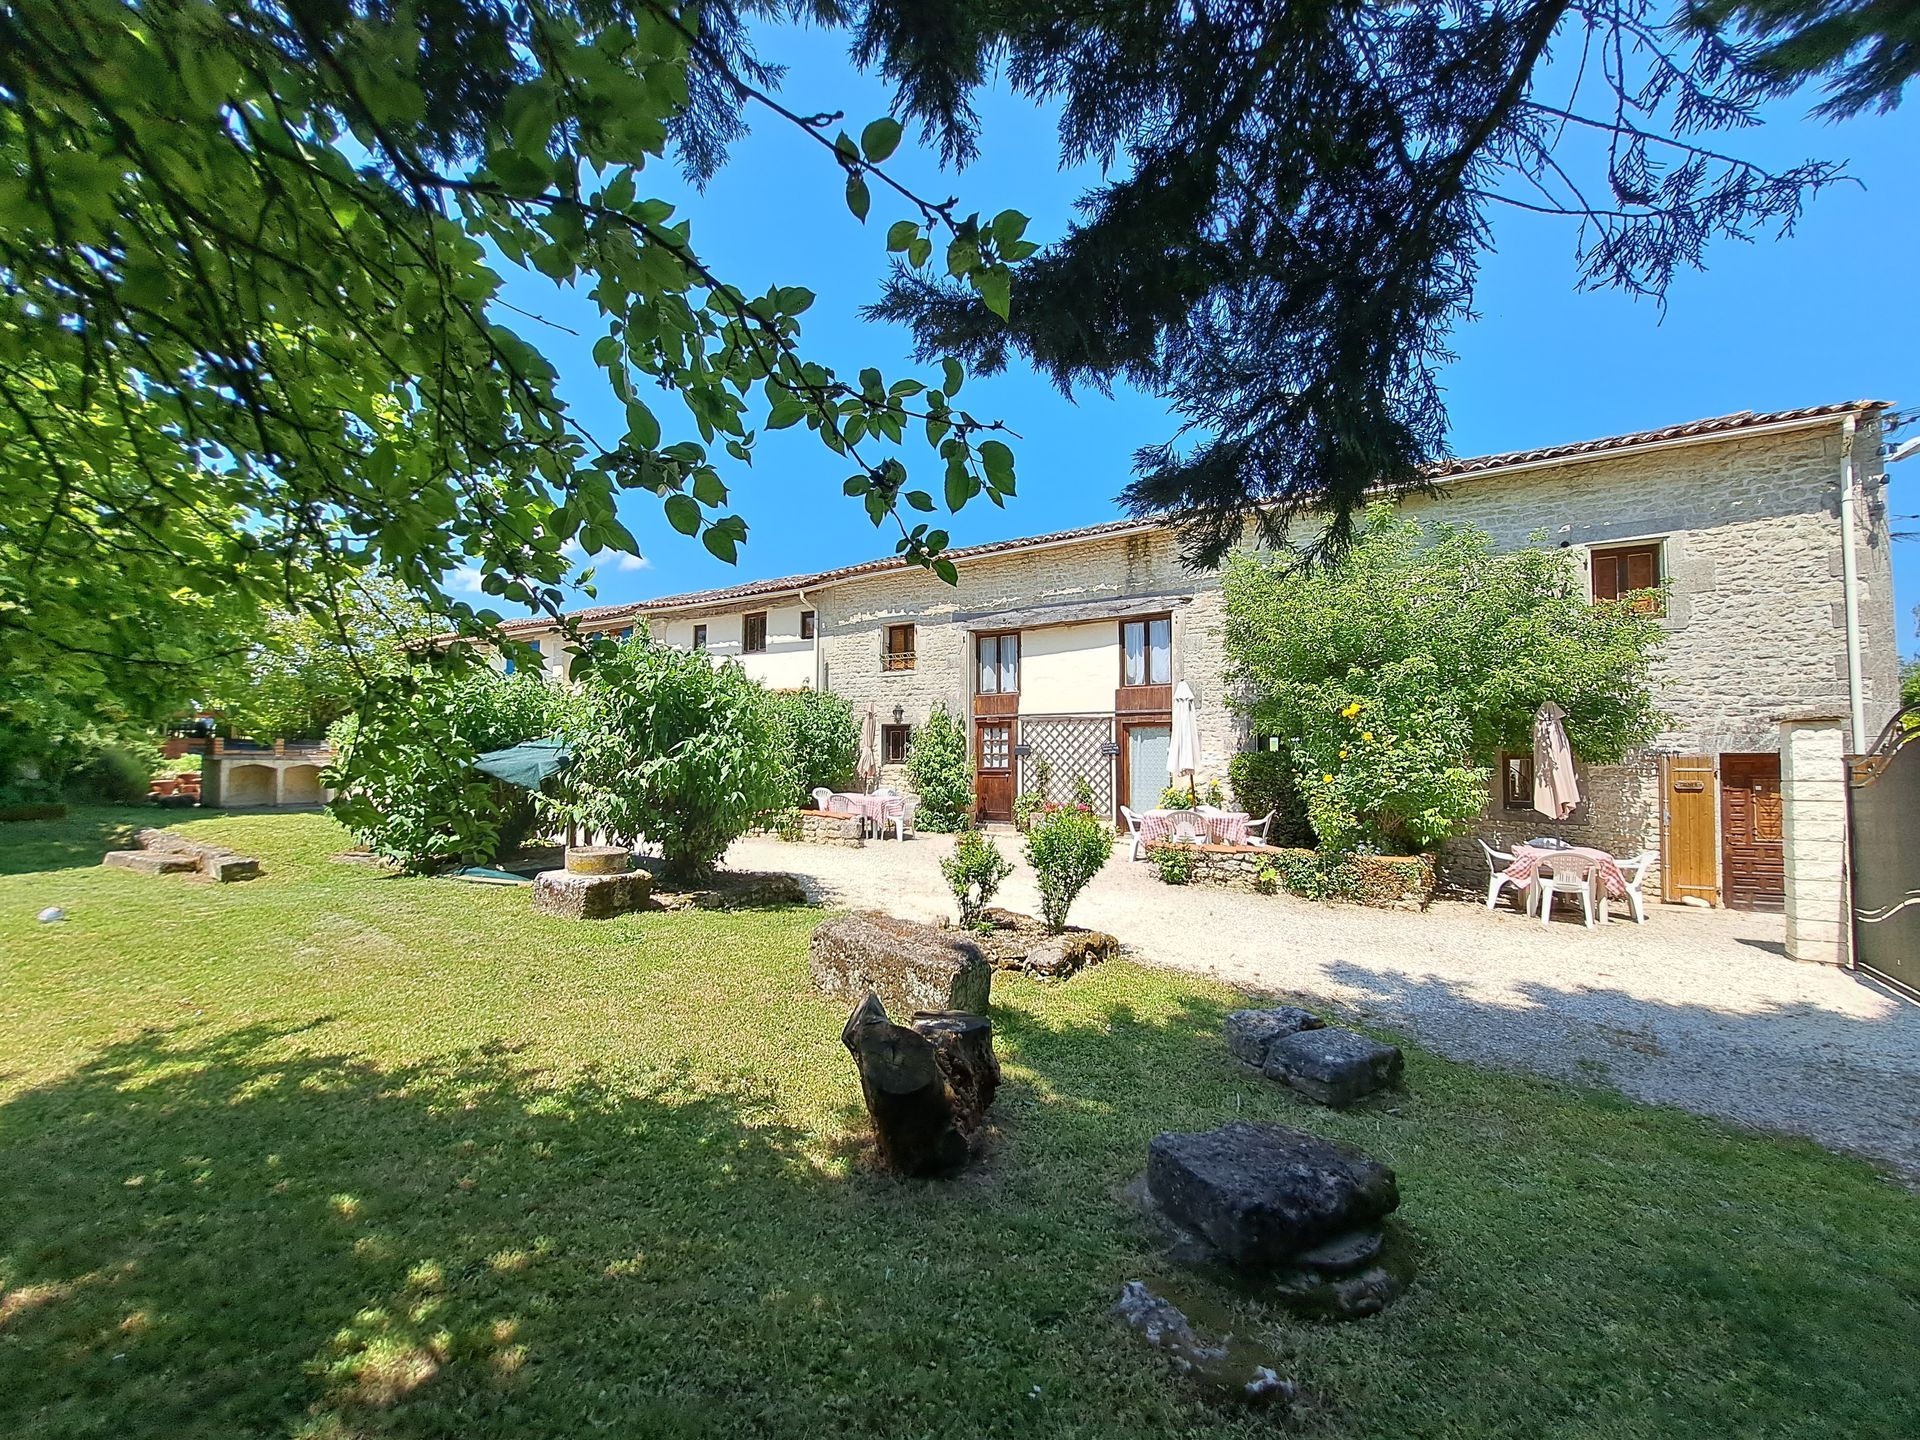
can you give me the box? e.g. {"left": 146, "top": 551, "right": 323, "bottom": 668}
{"left": 488, "top": 23, "right": 1919, "bottom": 656}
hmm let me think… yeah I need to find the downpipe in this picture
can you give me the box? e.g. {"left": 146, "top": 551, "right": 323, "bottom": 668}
{"left": 1838, "top": 416, "right": 1868, "bottom": 752}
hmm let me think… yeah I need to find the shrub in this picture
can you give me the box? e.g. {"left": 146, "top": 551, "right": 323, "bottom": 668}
{"left": 66, "top": 743, "right": 159, "bottom": 803}
{"left": 328, "top": 668, "right": 565, "bottom": 867}
{"left": 1072, "top": 775, "right": 1096, "bottom": 809}
{"left": 1012, "top": 790, "right": 1046, "bottom": 831}
{"left": 767, "top": 689, "right": 859, "bottom": 805}
{"left": 1152, "top": 844, "right": 1198, "bottom": 885}
{"left": 556, "top": 639, "right": 789, "bottom": 883}
{"left": 941, "top": 829, "right": 1014, "bottom": 928}
{"left": 1228, "top": 749, "right": 1313, "bottom": 846}
{"left": 1024, "top": 805, "right": 1111, "bottom": 931}
{"left": 906, "top": 705, "right": 973, "bottom": 831}
{"left": 1223, "top": 506, "right": 1665, "bottom": 853}
{"left": 1156, "top": 779, "right": 1222, "bottom": 810}
{"left": 1254, "top": 864, "right": 1279, "bottom": 895}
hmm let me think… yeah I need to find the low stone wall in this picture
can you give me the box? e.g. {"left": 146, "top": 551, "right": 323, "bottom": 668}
{"left": 751, "top": 809, "right": 866, "bottom": 847}
{"left": 1148, "top": 843, "right": 1435, "bottom": 910}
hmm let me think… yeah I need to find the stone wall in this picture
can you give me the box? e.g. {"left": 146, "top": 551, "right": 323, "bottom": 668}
{"left": 1779, "top": 717, "right": 1850, "bottom": 964}
{"left": 751, "top": 809, "right": 866, "bottom": 848}
{"left": 1149, "top": 843, "right": 1436, "bottom": 909}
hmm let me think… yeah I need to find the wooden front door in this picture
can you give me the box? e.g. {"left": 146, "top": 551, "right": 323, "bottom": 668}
{"left": 974, "top": 720, "right": 1014, "bottom": 822}
{"left": 1660, "top": 754, "right": 1719, "bottom": 906}
{"left": 1721, "top": 753, "right": 1785, "bottom": 912}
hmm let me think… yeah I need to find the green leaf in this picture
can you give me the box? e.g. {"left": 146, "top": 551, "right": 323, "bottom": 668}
{"left": 663, "top": 494, "right": 701, "bottom": 535}
{"left": 907, "top": 236, "right": 932, "bottom": 267}
{"left": 702, "top": 527, "right": 738, "bottom": 564}
{"left": 845, "top": 173, "right": 871, "bottom": 223}
{"left": 942, "top": 358, "right": 965, "bottom": 396}
{"left": 625, "top": 401, "right": 661, "bottom": 450}
{"left": 979, "top": 439, "right": 1015, "bottom": 489}
{"left": 933, "top": 558, "right": 959, "bottom": 586}
{"left": 886, "top": 219, "right": 919, "bottom": 253}
{"left": 945, "top": 237, "right": 979, "bottom": 277}
{"left": 861, "top": 117, "right": 903, "bottom": 164}
{"left": 990, "top": 209, "right": 1029, "bottom": 246}
{"left": 692, "top": 470, "right": 728, "bottom": 506}
{"left": 843, "top": 476, "right": 870, "bottom": 496}
{"left": 766, "top": 398, "right": 807, "bottom": 430}
{"left": 906, "top": 490, "right": 935, "bottom": 512}
{"left": 975, "top": 263, "right": 1012, "bottom": 319}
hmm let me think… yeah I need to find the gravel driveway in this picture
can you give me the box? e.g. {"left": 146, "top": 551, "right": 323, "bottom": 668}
{"left": 726, "top": 832, "right": 1920, "bottom": 1178}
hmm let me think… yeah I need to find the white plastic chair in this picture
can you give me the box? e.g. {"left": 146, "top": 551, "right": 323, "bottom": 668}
{"left": 1537, "top": 860, "right": 1597, "bottom": 928}
{"left": 1479, "top": 839, "right": 1534, "bottom": 913}
{"left": 1604, "top": 852, "right": 1656, "bottom": 924}
{"left": 823, "top": 793, "right": 855, "bottom": 816}
{"left": 1165, "top": 809, "right": 1204, "bottom": 845}
{"left": 1245, "top": 809, "right": 1277, "bottom": 846}
{"left": 810, "top": 787, "right": 833, "bottom": 812}
{"left": 1120, "top": 806, "right": 1147, "bottom": 860}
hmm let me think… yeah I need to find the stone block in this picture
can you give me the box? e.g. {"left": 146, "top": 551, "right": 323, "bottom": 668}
{"left": 808, "top": 911, "right": 991, "bottom": 1015}
{"left": 1224, "top": 1007, "right": 1323, "bottom": 1068}
{"left": 203, "top": 854, "right": 262, "bottom": 883}
{"left": 104, "top": 850, "right": 197, "bottom": 875}
{"left": 1262, "top": 1027, "right": 1404, "bottom": 1107}
{"left": 531, "top": 868, "right": 650, "bottom": 919}
{"left": 1146, "top": 1122, "right": 1399, "bottom": 1268}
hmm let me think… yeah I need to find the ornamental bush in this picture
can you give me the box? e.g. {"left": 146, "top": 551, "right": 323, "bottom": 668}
{"left": 556, "top": 638, "right": 788, "bottom": 883}
{"left": 906, "top": 704, "right": 973, "bottom": 831}
{"left": 1152, "top": 844, "right": 1198, "bottom": 885}
{"left": 1227, "top": 750, "right": 1313, "bottom": 847}
{"left": 941, "top": 829, "right": 1014, "bottom": 928}
{"left": 767, "top": 688, "right": 859, "bottom": 806}
{"left": 1024, "top": 805, "right": 1111, "bottom": 932}
{"left": 328, "top": 668, "right": 565, "bottom": 867}
{"left": 1223, "top": 506, "right": 1665, "bottom": 854}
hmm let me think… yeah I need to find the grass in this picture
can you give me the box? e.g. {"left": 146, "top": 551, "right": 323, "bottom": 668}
{"left": 2, "top": 808, "right": 1917, "bottom": 1440}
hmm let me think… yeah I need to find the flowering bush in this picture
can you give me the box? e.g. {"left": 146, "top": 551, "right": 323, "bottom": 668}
{"left": 941, "top": 829, "right": 1014, "bottom": 928}
{"left": 1023, "top": 804, "right": 1110, "bottom": 931}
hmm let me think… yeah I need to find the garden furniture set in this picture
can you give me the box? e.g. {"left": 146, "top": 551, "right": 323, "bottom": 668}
{"left": 1121, "top": 805, "right": 1278, "bottom": 860}
{"left": 1479, "top": 838, "right": 1655, "bottom": 926}
{"left": 814, "top": 787, "right": 918, "bottom": 841}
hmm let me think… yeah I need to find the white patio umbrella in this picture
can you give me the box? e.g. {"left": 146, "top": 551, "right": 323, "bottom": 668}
{"left": 1169, "top": 680, "right": 1202, "bottom": 803}
{"left": 1532, "top": 701, "right": 1581, "bottom": 819}
{"left": 857, "top": 705, "right": 881, "bottom": 788}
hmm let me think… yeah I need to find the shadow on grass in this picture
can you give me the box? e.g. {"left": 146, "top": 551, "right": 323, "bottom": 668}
{"left": 0, "top": 810, "right": 141, "bottom": 876}
{"left": 0, "top": 1021, "right": 840, "bottom": 1440}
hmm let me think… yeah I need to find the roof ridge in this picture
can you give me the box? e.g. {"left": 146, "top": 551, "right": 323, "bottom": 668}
{"left": 495, "top": 399, "right": 1887, "bottom": 633}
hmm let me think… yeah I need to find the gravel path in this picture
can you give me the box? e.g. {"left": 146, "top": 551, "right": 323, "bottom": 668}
{"left": 726, "top": 832, "right": 1920, "bottom": 1178}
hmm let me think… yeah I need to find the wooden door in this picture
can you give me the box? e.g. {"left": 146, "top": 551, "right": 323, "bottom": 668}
{"left": 1660, "top": 754, "right": 1719, "bottom": 906}
{"left": 1721, "top": 753, "right": 1785, "bottom": 912}
{"left": 974, "top": 720, "right": 1014, "bottom": 822}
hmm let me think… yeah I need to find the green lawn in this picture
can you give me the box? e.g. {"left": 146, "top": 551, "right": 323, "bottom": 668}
{"left": 3, "top": 809, "right": 1917, "bottom": 1439}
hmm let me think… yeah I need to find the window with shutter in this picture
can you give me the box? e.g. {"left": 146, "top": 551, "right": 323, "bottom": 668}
{"left": 1590, "top": 543, "right": 1664, "bottom": 614}
{"left": 885, "top": 624, "right": 916, "bottom": 671}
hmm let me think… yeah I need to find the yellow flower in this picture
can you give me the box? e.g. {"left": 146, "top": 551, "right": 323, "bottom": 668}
{"left": 1321, "top": 773, "right": 1334, "bottom": 784}
{"left": 1339, "top": 748, "right": 1349, "bottom": 758}
{"left": 1362, "top": 731, "right": 1374, "bottom": 742}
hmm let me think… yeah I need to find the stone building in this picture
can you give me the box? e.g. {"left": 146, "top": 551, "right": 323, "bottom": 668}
{"left": 500, "top": 402, "right": 1902, "bottom": 947}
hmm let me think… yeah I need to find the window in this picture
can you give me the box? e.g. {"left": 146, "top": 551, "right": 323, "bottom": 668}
{"left": 743, "top": 611, "right": 768, "bottom": 654}
{"left": 800, "top": 610, "right": 816, "bottom": 640}
{"left": 884, "top": 624, "right": 916, "bottom": 672}
{"left": 691, "top": 624, "right": 707, "bottom": 651}
{"left": 618, "top": 626, "right": 634, "bottom": 640}
{"left": 1590, "top": 543, "right": 1663, "bottom": 614}
{"left": 975, "top": 632, "right": 1019, "bottom": 694}
{"left": 1121, "top": 615, "right": 1172, "bottom": 686}
{"left": 1501, "top": 753, "right": 1534, "bottom": 812}
{"left": 882, "top": 723, "right": 911, "bottom": 764}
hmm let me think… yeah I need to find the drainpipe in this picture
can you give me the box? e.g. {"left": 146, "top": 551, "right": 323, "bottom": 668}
{"left": 797, "top": 586, "right": 823, "bottom": 692}
{"left": 1837, "top": 415, "right": 1868, "bottom": 752}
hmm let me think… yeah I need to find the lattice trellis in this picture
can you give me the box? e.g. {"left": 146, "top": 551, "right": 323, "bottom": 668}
{"left": 1018, "top": 716, "right": 1116, "bottom": 817}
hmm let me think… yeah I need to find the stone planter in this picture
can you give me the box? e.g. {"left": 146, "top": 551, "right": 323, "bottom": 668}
{"left": 752, "top": 810, "right": 866, "bottom": 847}
{"left": 565, "top": 845, "right": 631, "bottom": 876}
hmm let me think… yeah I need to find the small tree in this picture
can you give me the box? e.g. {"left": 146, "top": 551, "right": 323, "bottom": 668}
{"left": 558, "top": 639, "right": 787, "bottom": 883}
{"left": 1024, "top": 806, "right": 1111, "bottom": 932}
{"left": 941, "top": 830, "right": 1014, "bottom": 928}
{"left": 328, "top": 668, "right": 565, "bottom": 866}
{"left": 767, "top": 689, "right": 860, "bottom": 806}
{"left": 1223, "top": 507, "right": 1666, "bottom": 853}
{"left": 907, "top": 705, "right": 974, "bottom": 832}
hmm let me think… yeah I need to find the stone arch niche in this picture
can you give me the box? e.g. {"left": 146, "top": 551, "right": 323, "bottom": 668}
{"left": 224, "top": 763, "right": 275, "bottom": 808}
{"left": 280, "top": 764, "right": 324, "bottom": 806}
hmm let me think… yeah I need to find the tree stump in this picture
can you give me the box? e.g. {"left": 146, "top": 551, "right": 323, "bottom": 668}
{"left": 840, "top": 994, "right": 997, "bottom": 1177}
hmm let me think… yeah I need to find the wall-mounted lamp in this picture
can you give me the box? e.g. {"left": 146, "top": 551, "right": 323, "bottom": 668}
{"left": 892, "top": 704, "right": 905, "bottom": 725}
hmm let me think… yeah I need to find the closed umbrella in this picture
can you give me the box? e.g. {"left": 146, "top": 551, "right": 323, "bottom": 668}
{"left": 1532, "top": 701, "right": 1581, "bottom": 819}
{"left": 1169, "top": 681, "right": 1201, "bottom": 802}
{"left": 857, "top": 706, "right": 880, "bottom": 787}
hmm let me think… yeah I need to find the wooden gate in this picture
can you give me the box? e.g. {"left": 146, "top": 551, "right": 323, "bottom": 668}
{"left": 1659, "top": 754, "right": 1718, "bottom": 906}
{"left": 1847, "top": 705, "right": 1920, "bottom": 997}
{"left": 1720, "top": 753, "right": 1785, "bottom": 912}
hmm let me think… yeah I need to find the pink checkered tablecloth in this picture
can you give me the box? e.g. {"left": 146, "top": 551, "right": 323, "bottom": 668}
{"left": 1139, "top": 810, "right": 1252, "bottom": 845}
{"left": 1502, "top": 844, "right": 1628, "bottom": 898}
{"left": 827, "top": 793, "right": 904, "bottom": 828}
